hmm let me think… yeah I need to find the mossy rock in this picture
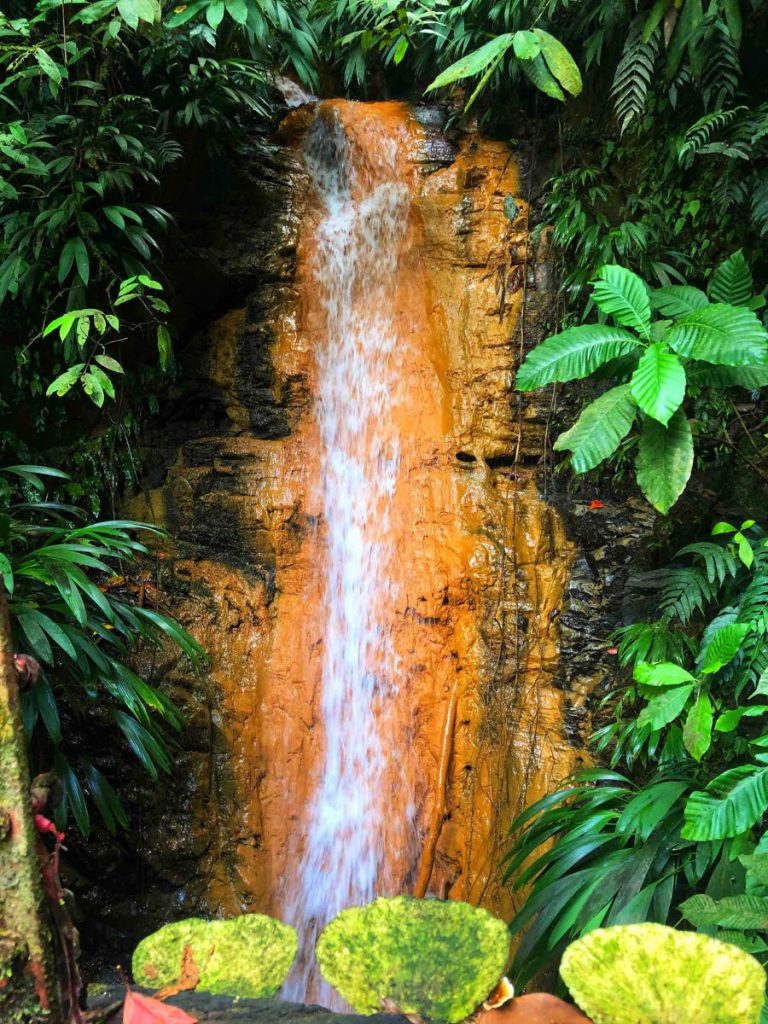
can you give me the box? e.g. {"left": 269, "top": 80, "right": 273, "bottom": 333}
{"left": 132, "top": 915, "right": 297, "bottom": 999}
{"left": 316, "top": 896, "right": 510, "bottom": 1023}
{"left": 560, "top": 923, "right": 766, "bottom": 1024}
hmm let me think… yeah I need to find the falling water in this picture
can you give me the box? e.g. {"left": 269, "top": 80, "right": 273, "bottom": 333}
{"left": 283, "top": 104, "right": 417, "bottom": 1006}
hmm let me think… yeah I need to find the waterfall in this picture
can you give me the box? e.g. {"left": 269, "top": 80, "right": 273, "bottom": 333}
{"left": 282, "top": 103, "right": 417, "bottom": 1007}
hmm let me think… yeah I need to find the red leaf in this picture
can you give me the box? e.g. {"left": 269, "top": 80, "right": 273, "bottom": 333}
{"left": 123, "top": 989, "right": 197, "bottom": 1024}
{"left": 588, "top": 500, "right": 605, "bottom": 510}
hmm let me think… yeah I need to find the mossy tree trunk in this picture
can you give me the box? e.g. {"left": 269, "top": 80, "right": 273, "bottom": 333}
{"left": 0, "top": 590, "right": 61, "bottom": 1021}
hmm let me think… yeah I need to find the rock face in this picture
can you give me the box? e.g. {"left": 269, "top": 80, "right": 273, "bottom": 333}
{"left": 69, "top": 100, "right": 654, "bottom": 972}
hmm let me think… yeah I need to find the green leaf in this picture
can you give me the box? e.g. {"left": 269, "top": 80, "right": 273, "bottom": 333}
{"left": 45, "top": 365, "right": 85, "bottom": 398}
{"left": 157, "top": 324, "right": 172, "bottom": 371}
{"left": 683, "top": 766, "right": 768, "bottom": 840}
{"left": 35, "top": 48, "right": 62, "bottom": 87}
{"left": 716, "top": 707, "right": 768, "bottom": 733}
{"left": 516, "top": 325, "right": 640, "bottom": 391}
{"left": 425, "top": 34, "right": 514, "bottom": 92}
{"left": 95, "top": 355, "right": 124, "bottom": 374}
{"left": 637, "top": 684, "right": 695, "bottom": 732}
{"left": 634, "top": 662, "right": 697, "bottom": 687}
{"left": 651, "top": 286, "right": 709, "bottom": 317}
{"left": 723, "top": 0, "right": 742, "bottom": 46}
{"left": 0, "top": 552, "right": 13, "bottom": 595}
{"left": 55, "top": 751, "right": 90, "bottom": 837}
{"left": 83, "top": 761, "right": 128, "bottom": 834}
{"left": 117, "top": 0, "right": 158, "bottom": 28}
{"left": 690, "top": 364, "right": 768, "bottom": 389}
{"left": 630, "top": 344, "right": 686, "bottom": 425}
{"left": 635, "top": 409, "right": 693, "bottom": 515}
{"left": 553, "top": 385, "right": 637, "bottom": 474}
{"left": 532, "top": 29, "right": 582, "bottom": 96}
{"left": 740, "top": 853, "right": 768, "bottom": 885}
{"left": 205, "top": 0, "right": 224, "bottom": 27}
{"left": 591, "top": 265, "right": 651, "bottom": 338}
{"left": 225, "top": 0, "right": 248, "bottom": 23}
{"left": 520, "top": 52, "right": 565, "bottom": 100}
{"left": 33, "top": 677, "right": 62, "bottom": 745}
{"left": 81, "top": 372, "right": 105, "bottom": 408}
{"left": 680, "top": 893, "right": 768, "bottom": 930}
{"left": 709, "top": 250, "right": 753, "bottom": 306}
{"left": 700, "top": 623, "right": 751, "bottom": 674}
{"left": 683, "top": 692, "right": 713, "bottom": 761}
{"left": 512, "top": 30, "right": 541, "bottom": 61}
{"left": 665, "top": 305, "right": 768, "bottom": 366}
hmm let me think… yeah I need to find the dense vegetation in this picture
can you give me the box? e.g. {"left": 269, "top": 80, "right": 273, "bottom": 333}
{"left": 1, "top": 0, "right": 768, "bottom": 1011}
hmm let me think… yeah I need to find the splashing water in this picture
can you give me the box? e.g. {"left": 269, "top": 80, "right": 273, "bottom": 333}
{"left": 282, "top": 104, "right": 416, "bottom": 1007}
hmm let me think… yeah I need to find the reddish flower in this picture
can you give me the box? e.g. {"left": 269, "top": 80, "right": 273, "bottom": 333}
{"left": 607, "top": 647, "right": 619, "bottom": 656}
{"left": 588, "top": 500, "right": 605, "bottom": 510}
{"left": 34, "top": 814, "right": 65, "bottom": 843}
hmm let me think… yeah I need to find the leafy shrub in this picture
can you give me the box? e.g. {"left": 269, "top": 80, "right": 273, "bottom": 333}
{"left": 515, "top": 255, "right": 768, "bottom": 513}
{"left": 505, "top": 520, "right": 768, "bottom": 984}
{"left": 2, "top": 463, "right": 205, "bottom": 835}
{"left": 316, "top": 896, "right": 510, "bottom": 1023}
{"left": 132, "top": 915, "right": 297, "bottom": 998}
{"left": 560, "top": 923, "right": 765, "bottom": 1024}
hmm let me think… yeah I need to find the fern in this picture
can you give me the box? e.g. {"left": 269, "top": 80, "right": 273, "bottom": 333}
{"left": 701, "top": 18, "right": 741, "bottom": 111}
{"left": 611, "top": 23, "right": 660, "bottom": 132}
{"left": 676, "top": 542, "right": 740, "bottom": 586}
{"left": 678, "top": 107, "right": 744, "bottom": 166}
{"left": 659, "top": 566, "right": 719, "bottom": 624}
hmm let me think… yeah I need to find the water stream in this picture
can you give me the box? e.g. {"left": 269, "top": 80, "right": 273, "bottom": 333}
{"left": 283, "top": 103, "right": 417, "bottom": 1007}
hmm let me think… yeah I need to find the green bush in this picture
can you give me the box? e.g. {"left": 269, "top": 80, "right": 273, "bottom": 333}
{"left": 316, "top": 896, "right": 510, "bottom": 1023}
{"left": 560, "top": 923, "right": 766, "bottom": 1024}
{"left": 132, "top": 915, "right": 297, "bottom": 999}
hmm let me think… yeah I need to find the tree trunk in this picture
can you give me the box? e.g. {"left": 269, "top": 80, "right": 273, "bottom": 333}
{"left": 0, "top": 589, "right": 61, "bottom": 1021}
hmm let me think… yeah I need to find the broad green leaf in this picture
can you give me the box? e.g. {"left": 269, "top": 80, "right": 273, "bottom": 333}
{"left": 82, "top": 372, "right": 105, "bottom": 407}
{"left": 635, "top": 409, "right": 693, "bottom": 515}
{"left": 95, "top": 355, "right": 124, "bottom": 374}
{"left": 533, "top": 29, "right": 582, "bottom": 96}
{"left": 700, "top": 622, "right": 751, "bottom": 674}
{"left": 637, "top": 684, "right": 694, "bottom": 732}
{"left": 683, "top": 692, "right": 713, "bottom": 761}
{"left": 520, "top": 52, "right": 565, "bottom": 100}
{"left": 634, "top": 662, "right": 696, "bottom": 687}
{"left": 592, "top": 265, "right": 650, "bottom": 337}
{"left": 512, "top": 30, "right": 541, "bottom": 61}
{"left": 689, "top": 364, "right": 768, "bottom": 389}
{"left": 45, "top": 365, "right": 85, "bottom": 398}
{"left": 55, "top": 751, "right": 90, "bottom": 837}
{"left": 225, "top": 0, "right": 248, "bottom": 23}
{"left": 0, "top": 552, "right": 13, "bottom": 595}
{"left": 206, "top": 0, "right": 225, "bottom": 28}
{"left": 716, "top": 706, "right": 768, "bottom": 733}
{"left": 740, "top": 853, "right": 768, "bottom": 885}
{"left": 680, "top": 893, "right": 768, "bottom": 930}
{"left": 683, "top": 766, "right": 768, "bottom": 840}
{"left": 35, "top": 49, "right": 62, "bottom": 86}
{"left": 630, "top": 343, "right": 686, "bottom": 425}
{"left": 425, "top": 34, "right": 514, "bottom": 91}
{"left": 665, "top": 304, "right": 768, "bottom": 366}
{"left": 709, "top": 250, "right": 753, "bottom": 306}
{"left": 651, "top": 286, "right": 708, "bottom": 317}
{"left": 516, "top": 325, "right": 640, "bottom": 390}
{"left": 117, "top": 0, "right": 158, "bottom": 28}
{"left": 553, "top": 385, "right": 637, "bottom": 473}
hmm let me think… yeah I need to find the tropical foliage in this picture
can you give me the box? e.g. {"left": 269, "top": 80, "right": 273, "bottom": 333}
{"left": 1, "top": 463, "right": 205, "bottom": 835}
{"left": 515, "top": 256, "right": 768, "bottom": 513}
{"left": 505, "top": 520, "right": 768, "bottom": 985}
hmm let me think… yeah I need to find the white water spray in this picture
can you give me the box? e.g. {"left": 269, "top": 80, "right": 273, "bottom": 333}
{"left": 283, "top": 106, "right": 415, "bottom": 1007}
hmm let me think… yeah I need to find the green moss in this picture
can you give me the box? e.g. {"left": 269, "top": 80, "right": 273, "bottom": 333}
{"left": 316, "top": 896, "right": 510, "bottom": 1023}
{"left": 560, "top": 923, "right": 766, "bottom": 1024}
{"left": 132, "top": 914, "right": 297, "bottom": 999}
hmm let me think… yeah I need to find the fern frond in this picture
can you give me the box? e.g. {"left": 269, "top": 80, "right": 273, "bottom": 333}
{"left": 676, "top": 542, "right": 740, "bottom": 586}
{"left": 611, "top": 24, "right": 660, "bottom": 132}
{"left": 750, "top": 177, "right": 768, "bottom": 236}
{"left": 660, "top": 566, "right": 719, "bottom": 624}
{"left": 678, "top": 107, "right": 745, "bottom": 165}
{"left": 701, "top": 19, "right": 741, "bottom": 111}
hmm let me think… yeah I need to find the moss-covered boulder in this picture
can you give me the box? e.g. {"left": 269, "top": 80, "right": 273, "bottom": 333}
{"left": 316, "top": 896, "right": 510, "bottom": 1023}
{"left": 132, "top": 915, "right": 297, "bottom": 999}
{"left": 560, "top": 922, "right": 765, "bottom": 1024}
